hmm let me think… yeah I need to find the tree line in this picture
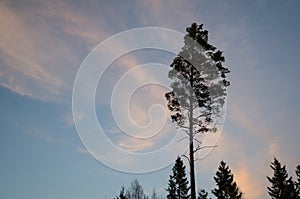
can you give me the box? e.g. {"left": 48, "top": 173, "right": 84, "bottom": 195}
{"left": 115, "top": 157, "right": 300, "bottom": 199}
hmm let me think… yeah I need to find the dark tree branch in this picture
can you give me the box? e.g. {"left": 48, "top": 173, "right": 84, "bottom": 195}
{"left": 178, "top": 136, "right": 189, "bottom": 142}
{"left": 193, "top": 145, "right": 218, "bottom": 153}
{"left": 182, "top": 154, "right": 191, "bottom": 165}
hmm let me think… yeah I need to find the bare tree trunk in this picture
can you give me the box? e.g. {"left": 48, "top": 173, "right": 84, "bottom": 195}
{"left": 189, "top": 137, "right": 196, "bottom": 199}
{"left": 189, "top": 66, "right": 196, "bottom": 199}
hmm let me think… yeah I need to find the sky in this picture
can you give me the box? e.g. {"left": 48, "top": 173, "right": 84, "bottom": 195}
{"left": 1, "top": 0, "right": 300, "bottom": 198}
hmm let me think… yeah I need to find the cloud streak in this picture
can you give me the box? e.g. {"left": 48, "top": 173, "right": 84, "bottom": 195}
{"left": 0, "top": 0, "right": 112, "bottom": 102}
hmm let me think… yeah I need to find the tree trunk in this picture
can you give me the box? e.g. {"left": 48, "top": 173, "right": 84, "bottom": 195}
{"left": 189, "top": 66, "right": 196, "bottom": 199}
{"left": 189, "top": 137, "right": 196, "bottom": 199}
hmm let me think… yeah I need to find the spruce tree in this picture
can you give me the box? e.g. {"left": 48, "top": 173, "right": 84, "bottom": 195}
{"left": 267, "top": 158, "right": 296, "bottom": 199}
{"left": 212, "top": 161, "right": 242, "bottom": 199}
{"left": 166, "top": 157, "right": 189, "bottom": 199}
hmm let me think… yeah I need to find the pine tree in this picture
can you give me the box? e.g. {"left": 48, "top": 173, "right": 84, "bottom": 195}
{"left": 165, "top": 22, "right": 230, "bottom": 199}
{"left": 197, "top": 189, "right": 210, "bottom": 199}
{"left": 267, "top": 158, "right": 288, "bottom": 198}
{"left": 166, "top": 157, "right": 189, "bottom": 199}
{"left": 212, "top": 161, "right": 242, "bottom": 199}
{"left": 267, "top": 158, "right": 296, "bottom": 199}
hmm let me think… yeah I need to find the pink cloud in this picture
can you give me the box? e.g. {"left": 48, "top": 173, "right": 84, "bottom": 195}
{"left": 234, "top": 164, "right": 265, "bottom": 199}
{"left": 0, "top": 1, "right": 111, "bottom": 102}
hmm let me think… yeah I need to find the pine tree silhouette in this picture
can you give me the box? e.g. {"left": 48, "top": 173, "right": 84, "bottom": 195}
{"left": 267, "top": 158, "right": 297, "bottom": 199}
{"left": 212, "top": 161, "right": 242, "bottom": 199}
{"left": 165, "top": 22, "right": 230, "bottom": 199}
{"left": 166, "top": 157, "right": 189, "bottom": 199}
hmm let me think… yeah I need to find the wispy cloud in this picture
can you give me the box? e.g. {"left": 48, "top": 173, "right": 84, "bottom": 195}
{"left": 0, "top": 0, "right": 111, "bottom": 102}
{"left": 37, "top": 0, "right": 110, "bottom": 46}
{"left": 0, "top": 1, "right": 70, "bottom": 101}
{"left": 0, "top": 0, "right": 191, "bottom": 104}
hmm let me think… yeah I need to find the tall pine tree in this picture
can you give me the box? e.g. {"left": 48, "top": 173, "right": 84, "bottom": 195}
{"left": 165, "top": 22, "right": 230, "bottom": 199}
{"left": 212, "top": 161, "right": 242, "bottom": 199}
{"left": 166, "top": 157, "right": 189, "bottom": 199}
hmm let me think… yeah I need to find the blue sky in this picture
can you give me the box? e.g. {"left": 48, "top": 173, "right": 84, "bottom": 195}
{"left": 1, "top": 0, "right": 300, "bottom": 198}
